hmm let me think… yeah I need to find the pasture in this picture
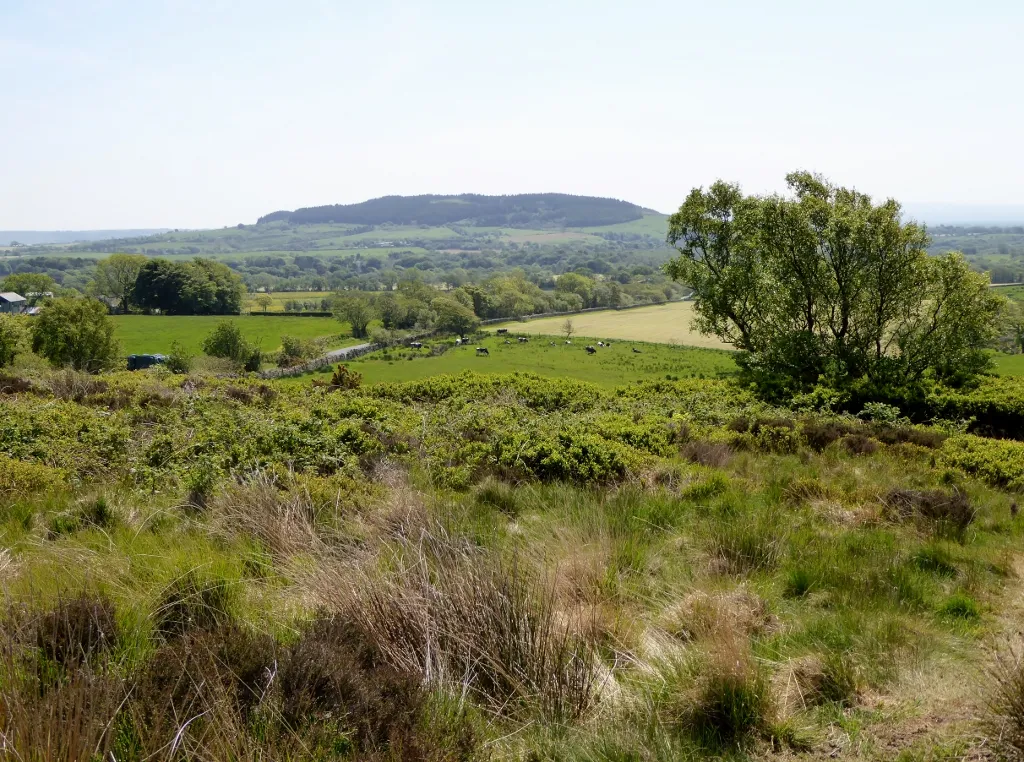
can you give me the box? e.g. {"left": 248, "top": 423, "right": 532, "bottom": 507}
{"left": 491, "top": 301, "right": 732, "bottom": 349}
{"left": 288, "top": 334, "right": 736, "bottom": 388}
{"left": 111, "top": 314, "right": 352, "bottom": 355}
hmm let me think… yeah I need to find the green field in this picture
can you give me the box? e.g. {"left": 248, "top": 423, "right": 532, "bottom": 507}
{"left": 111, "top": 314, "right": 352, "bottom": 355}
{"left": 991, "top": 283, "right": 1024, "bottom": 301}
{"left": 575, "top": 211, "right": 670, "bottom": 237}
{"left": 492, "top": 301, "right": 731, "bottom": 349}
{"left": 288, "top": 334, "right": 736, "bottom": 388}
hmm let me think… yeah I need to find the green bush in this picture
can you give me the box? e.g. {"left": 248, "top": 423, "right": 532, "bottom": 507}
{"left": 0, "top": 456, "right": 65, "bottom": 495}
{"left": 165, "top": 340, "right": 193, "bottom": 374}
{"left": 30, "top": 297, "right": 121, "bottom": 373}
{"left": 0, "top": 314, "right": 27, "bottom": 368}
{"left": 201, "top": 321, "right": 261, "bottom": 371}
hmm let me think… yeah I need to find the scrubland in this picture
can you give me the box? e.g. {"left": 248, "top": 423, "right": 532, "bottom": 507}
{"left": 3, "top": 368, "right": 1024, "bottom": 759}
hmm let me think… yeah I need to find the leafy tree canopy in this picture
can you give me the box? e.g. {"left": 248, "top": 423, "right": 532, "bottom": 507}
{"left": 431, "top": 296, "right": 480, "bottom": 336}
{"left": 665, "top": 172, "right": 1004, "bottom": 400}
{"left": 132, "top": 258, "right": 245, "bottom": 315}
{"left": 1, "top": 272, "right": 57, "bottom": 305}
{"left": 334, "top": 295, "right": 376, "bottom": 339}
{"left": 89, "top": 253, "right": 148, "bottom": 312}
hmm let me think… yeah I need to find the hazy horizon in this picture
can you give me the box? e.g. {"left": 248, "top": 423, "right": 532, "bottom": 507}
{"left": 3, "top": 0, "right": 1023, "bottom": 230}
{"left": 4, "top": 199, "right": 1024, "bottom": 245}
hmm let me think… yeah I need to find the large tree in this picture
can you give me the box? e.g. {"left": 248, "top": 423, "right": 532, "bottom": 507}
{"left": 31, "top": 297, "right": 121, "bottom": 372}
{"left": 334, "top": 295, "right": 375, "bottom": 339}
{"left": 90, "top": 253, "right": 148, "bottom": 312}
{"left": 665, "top": 172, "right": 1003, "bottom": 397}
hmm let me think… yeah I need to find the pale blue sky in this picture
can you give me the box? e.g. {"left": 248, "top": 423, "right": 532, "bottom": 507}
{"left": 2, "top": 0, "right": 1022, "bottom": 229}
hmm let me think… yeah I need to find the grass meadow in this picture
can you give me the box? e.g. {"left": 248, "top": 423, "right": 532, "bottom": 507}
{"left": 111, "top": 314, "right": 353, "bottom": 355}
{"left": 285, "top": 333, "right": 737, "bottom": 388}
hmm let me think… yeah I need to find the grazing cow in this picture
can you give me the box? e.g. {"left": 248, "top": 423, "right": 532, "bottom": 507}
{"left": 585, "top": 346, "right": 597, "bottom": 355}
{"left": 597, "top": 341, "right": 604, "bottom": 347}
{"left": 476, "top": 347, "right": 489, "bottom": 355}
{"left": 565, "top": 340, "right": 572, "bottom": 345}
{"left": 455, "top": 338, "right": 462, "bottom": 346}
{"left": 496, "top": 328, "right": 508, "bottom": 335}
{"left": 504, "top": 339, "right": 511, "bottom": 345}
{"left": 549, "top": 341, "right": 555, "bottom": 346}
{"left": 632, "top": 347, "right": 641, "bottom": 353}
{"left": 410, "top": 342, "right": 423, "bottom": 349}
{"left": 517, "top": 336, "right": 528, "bottom": 343}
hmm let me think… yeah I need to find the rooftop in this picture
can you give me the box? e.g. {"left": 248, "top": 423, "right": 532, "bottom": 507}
{"left": 0, "top": 292, "right": 26, "bottom": 303}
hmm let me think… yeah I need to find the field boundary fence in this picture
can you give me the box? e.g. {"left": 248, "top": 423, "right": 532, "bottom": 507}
{"left": 258, "top": 330, "right": 435, "bottom": 380}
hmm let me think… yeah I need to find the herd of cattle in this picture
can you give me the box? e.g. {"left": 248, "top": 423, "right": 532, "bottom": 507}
{"left": 408, "top": 329, "right": 642, "bottom": 357}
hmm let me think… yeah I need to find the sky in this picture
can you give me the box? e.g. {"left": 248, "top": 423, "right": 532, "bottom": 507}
{"left": 2, "top": 0, "right": 1023, "bottom": 230}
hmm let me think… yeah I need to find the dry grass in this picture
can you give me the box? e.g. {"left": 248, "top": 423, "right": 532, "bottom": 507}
{"left": 661, "top": 587, "right": 777, "bottom": 644}
{"left": 326, "top": 542, "right": 601, "bottom": 722}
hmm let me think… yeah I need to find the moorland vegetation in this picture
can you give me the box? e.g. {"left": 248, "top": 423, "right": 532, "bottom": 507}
{"left": 4, "top": 176, "right": 1024, "bottom": 760}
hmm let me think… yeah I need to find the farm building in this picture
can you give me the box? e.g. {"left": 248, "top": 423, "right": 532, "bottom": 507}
{"left": 0, "top": 292, "right": 26, "bottom": 313}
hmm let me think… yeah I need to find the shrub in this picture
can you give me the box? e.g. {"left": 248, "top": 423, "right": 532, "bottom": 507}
{"left": 154, "top": 571, "right": 236, "bottom": 638}
{"left": 35, "top": 594, "right": 120, "bottom": 671}
{"left": 201, "top": 321, "right": 260, "bottom": 370}
{"left": 843, "top": 433, "right": 879, "bottom": 456}
{"left": 0, "top": 313, "right": 26, "bottom": 368}
{"left": 31, "top": 297, "right": 121, "bottom": 373}
{"left": 884, "top": 488, "right": 975, "bottom": 539}
{"left": 329, "top": 363, "right": 362, "bottom": 390}
{"left": 681, "top": 440, "right": 733, "bottom": 468}
{"left": 280, "top": 617, "right": 433, "bottom": 752}
{"left": 0, "top": 455, "right": 64, "bottom": 495}
{"left": 940, "top": 435, "right": 1024, "bottom": 490}
{"left": 801, "top": 420, "right": 854, "bottom": 452}
{"left": 164, "top": 340, "right": 193, "bottom": 374}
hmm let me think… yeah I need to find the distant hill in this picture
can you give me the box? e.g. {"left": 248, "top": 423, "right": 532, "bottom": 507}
{"left": 1, "top": 229, "right": 169, "bottom": 246}
{"left": 258, "top": 193, "right": 645, "bottom": 228}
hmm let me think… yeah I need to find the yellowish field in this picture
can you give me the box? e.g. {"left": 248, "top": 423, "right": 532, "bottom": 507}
{"left": 245, "top": 291, "right": 333, "bottom": 313}
{"left": 493, "top": 301, "right": 732, "bottom": 349}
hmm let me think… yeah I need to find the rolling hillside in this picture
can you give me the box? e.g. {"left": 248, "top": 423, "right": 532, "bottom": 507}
{"left": 257, "top": 193, "right": 648, "bottom": 228}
